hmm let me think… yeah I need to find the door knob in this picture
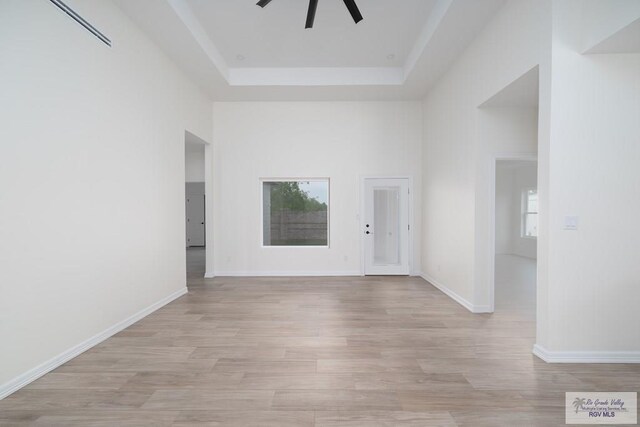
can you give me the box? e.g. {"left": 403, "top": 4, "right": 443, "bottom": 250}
{"left": 365, "top": 231, "right": 371, "bottom": 234}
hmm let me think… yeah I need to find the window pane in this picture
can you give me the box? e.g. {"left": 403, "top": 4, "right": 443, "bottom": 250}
{"left": 525, "top": 213, "right": 538, "bottom": 237}
{"left": 527, "top": 189, "right": 538, "bottom": 212}
{"left": 263, "top": 180, "right": 328, "bottom": 246}
{"left": 373, "top": 187, "right": 400, "bottom": 265}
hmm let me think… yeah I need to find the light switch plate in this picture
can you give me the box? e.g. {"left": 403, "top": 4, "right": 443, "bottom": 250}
{"left": 564, "top": 216, "right": 579, "bottom": 231}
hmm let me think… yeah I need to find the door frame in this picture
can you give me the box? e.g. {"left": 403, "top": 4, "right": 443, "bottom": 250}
{"left": 488, "top": 154, "right": 537, "bottom": 312}
{"left": 359, "top": 175, "right": 413, "bottom": 276}
{"left": 184, "top": 130, "right": 214, "bottom": 278}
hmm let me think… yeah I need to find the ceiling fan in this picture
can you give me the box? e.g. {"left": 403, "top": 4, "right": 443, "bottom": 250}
{"left": 256, "top": 0, "right": 363, "bottom": 29}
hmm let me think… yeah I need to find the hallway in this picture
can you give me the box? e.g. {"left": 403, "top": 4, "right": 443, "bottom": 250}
{"left": 495, "top": 254, "right": 536, "bottom": 320}
{"left": 186, "top": 247, "right": 206, "bottom": 281}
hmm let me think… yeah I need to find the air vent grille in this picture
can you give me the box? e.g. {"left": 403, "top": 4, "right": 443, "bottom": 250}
{"left": 49, "top": 0, "right": 111, "bottom": 47}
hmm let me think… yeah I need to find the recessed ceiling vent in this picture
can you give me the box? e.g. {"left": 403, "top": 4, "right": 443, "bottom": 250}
{"left": 49, "top": 0, "right": 111, "bottom": 47}
{"left": 257, "top": 0, "right": 363, "bottom": 29}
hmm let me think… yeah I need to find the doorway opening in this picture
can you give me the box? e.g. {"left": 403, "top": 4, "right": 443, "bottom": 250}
{"left": 479, "top": 65, "right": 540, "bottom": 326}
{"left": 493, "top": 160, "right": 538, "bottom": 320}
{"left": 185, "top": 132, "right": 208, "bottom": 280}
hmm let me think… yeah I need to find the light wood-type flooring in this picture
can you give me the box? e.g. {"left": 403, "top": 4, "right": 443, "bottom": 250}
{"left": 1, "top": 249, "right": 638, "bottom": 426}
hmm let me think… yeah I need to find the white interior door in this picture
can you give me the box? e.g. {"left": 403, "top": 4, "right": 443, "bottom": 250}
{"left": 363, "top": 178, "right": 410, "bottom": 275}
{"left": 186, "top": 194, "right": 205, "bottom": 247}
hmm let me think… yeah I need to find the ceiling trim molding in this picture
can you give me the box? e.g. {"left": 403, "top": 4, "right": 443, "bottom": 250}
{"left": 116, "top": 0, "right": 507, "bottom": 99}
{"left": 163, "top": 0, "right": 451, "bottom": 87}
{"left": 167, "top": 0, "right": 229, "bottom": 80}
{"left": 403, "top": 0, "right": 453, "bottom": 80}
{"left": 229, "top": 67, "right": 404, "bottom": 86}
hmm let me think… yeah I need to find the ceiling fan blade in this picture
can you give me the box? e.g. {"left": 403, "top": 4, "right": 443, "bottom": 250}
{"left": 256, "top": 0, "right": 272, "bottom": 7}
{"left": 305, "top": 0, "right": 318, "bottom": 29}
{"left": 342, "top": 0, "right": 363, "bottom": 24}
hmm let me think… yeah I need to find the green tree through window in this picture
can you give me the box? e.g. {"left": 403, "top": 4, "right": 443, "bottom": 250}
{"left": 263, "top": 180, "right": 329, "bottom": 246}
{"left": 269, "top": 181, "right": 327, "bottom": 214}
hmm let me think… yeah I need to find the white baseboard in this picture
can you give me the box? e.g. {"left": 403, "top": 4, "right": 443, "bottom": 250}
{"left": 213, "top": 271, "right": 362, "bottom": 277}
{"left": 496, "top": 252, "right": 536, "bottom": 261}
{"left": 212, "top": 271, "right": 423, "bottom": 278}
{"left": 472, "top": 304, "right": 492, "bottom": 313}
{"left": 420, "top": 272, "right": 491, "bottom": 313}
{"left": 0, "top": 287, "right": 188, "bottom": 401}
{"left": 533, "top": 344, "right": 640, "bottom": 363}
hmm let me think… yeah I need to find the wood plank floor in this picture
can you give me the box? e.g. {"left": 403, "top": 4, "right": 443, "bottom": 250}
{"left": 1, "top": 251, "right": 639, "bottom": 426}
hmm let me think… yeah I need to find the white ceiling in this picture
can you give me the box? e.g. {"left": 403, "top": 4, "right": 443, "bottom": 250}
{"left": 187, "top": 0, "right": 438, "bottom": 68}
{"left": 114, "top": 0, "right": 507, "bottom": 100}
{"left": 479, "top": 66, "right": 539, "bottom": 108}
{"left": 185, "top": 131, "right": 207, "bottom": 147}
{"left": 585, "top": 17, "right": 640, "bottom": 54}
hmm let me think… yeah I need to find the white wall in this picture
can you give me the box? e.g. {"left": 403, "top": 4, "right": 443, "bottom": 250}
{"left": 536, "top": 0, "right": 640, "bottom": 357}
{"left": 185, "top": 141, "right": 205, "bottom": 182}
{"left": 421, "top": 0, "right": 549, "bottom": 312}
{"left": 495, "top": 162, "right": 537, "bottom": 259}
{"left": 0, "top": 0, "right": 212, "bottom": 393}
{"left": 422, "top": 0, "right": 640, "bottom": 359}
{"left": 212, "top": 102, "right": 422, "bottom": 276}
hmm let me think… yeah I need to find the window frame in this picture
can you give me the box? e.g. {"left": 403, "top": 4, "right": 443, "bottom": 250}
{"left": 521, "top": 187, "right": 538, "bottom": 239}
{"left": 260, "top": 177, "right": 331, "bottom": 249}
